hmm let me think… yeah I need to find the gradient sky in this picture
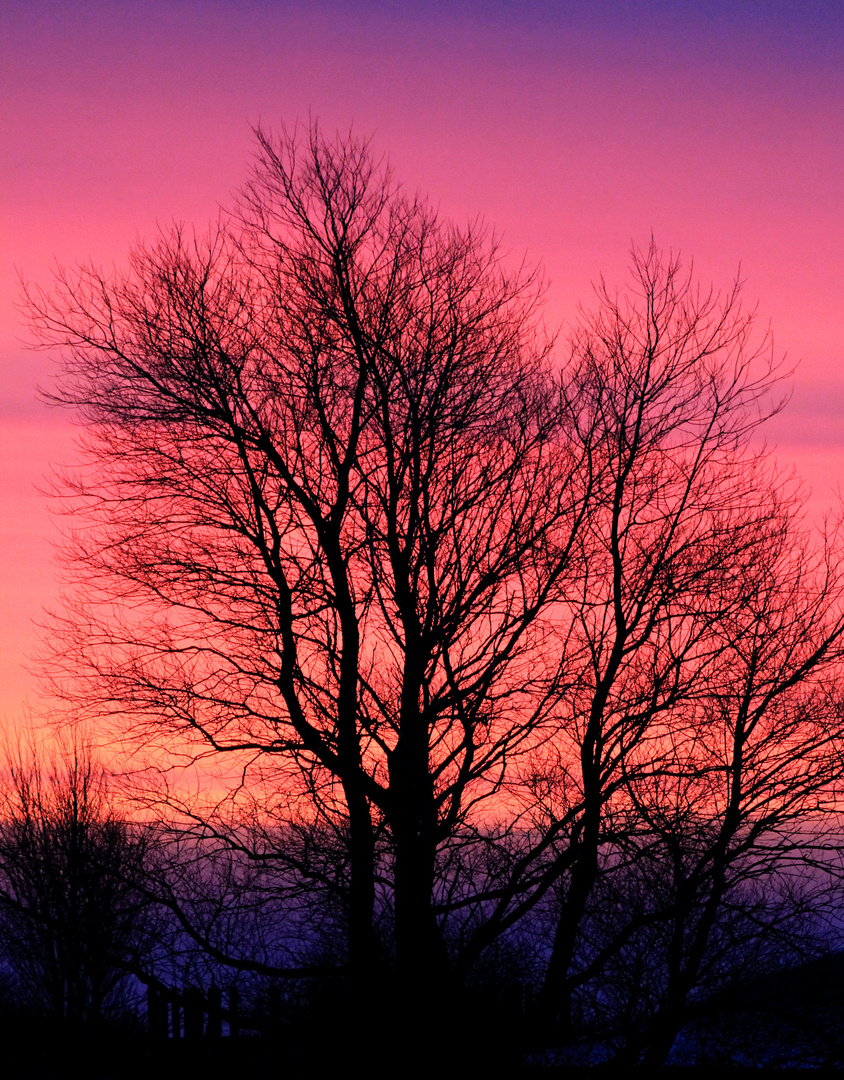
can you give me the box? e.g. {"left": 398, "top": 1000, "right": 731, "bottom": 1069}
{"left": 2, "top": 0, "right": 843, "bottom": 724}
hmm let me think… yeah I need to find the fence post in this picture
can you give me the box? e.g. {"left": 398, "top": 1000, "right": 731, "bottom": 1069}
{"left": 207, "top": 985, "right": 222, "bottom": 1038}
{"left": 269, "top": 983, "right": 282, "bottom": 1036}
{"left": 147, "top": 986, "right": 163, "bottom": 1039}
{"left": 228, "top": 985, "right": 240, "bottom": 1038}
{"left": 170, "top": 996, "right": 181, "bottom": 1039}
{"left": 184, "top": 987, "right": 203, "bottom": 1039}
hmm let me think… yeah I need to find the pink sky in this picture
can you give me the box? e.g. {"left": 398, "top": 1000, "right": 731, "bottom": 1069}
{"left": 2, "top": 1, "right": 843, "bottom": 723}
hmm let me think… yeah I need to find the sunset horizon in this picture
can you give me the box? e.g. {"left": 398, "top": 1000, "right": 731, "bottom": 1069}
{"left": 1, "top": 5, "right": 843, "bottom": 1071}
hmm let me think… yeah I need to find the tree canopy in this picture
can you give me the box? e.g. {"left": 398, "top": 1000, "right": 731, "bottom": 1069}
{"left": 26, "top": 122, "right": 844, "bottom": 1067}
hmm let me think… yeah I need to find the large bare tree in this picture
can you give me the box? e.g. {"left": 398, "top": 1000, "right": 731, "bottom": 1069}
{"left": 27, "top": 126, "right": 844, "bottom": 1064}
{"left": 29, "top": 124, "right": 588, "bottom": 1040}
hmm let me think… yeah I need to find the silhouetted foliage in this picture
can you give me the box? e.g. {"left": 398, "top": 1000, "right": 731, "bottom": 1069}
{"left": 0, "top": 741, "right": 150, "bottom": 1032}
{"left": 25, "top": 121, "right": 844, "bottom": 1067}
{"left": 508, "top": 248, "right": 844, "bottom": 1064}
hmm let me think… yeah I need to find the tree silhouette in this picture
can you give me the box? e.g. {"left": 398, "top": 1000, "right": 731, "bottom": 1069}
{"left": 29, "top": 124, "right": 591, "bottom": 1052}
{"left": 26, "top": 124, "right": 844, "bottom": 1064}
{"left": 515, "top": 249, "right": 844, "bottom": 1060}
{"left": 0, "top": 741, "right": 149, "bottom": 1031}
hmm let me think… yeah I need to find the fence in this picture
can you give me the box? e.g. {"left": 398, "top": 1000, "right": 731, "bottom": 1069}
{"left": 147, "top": 984, "right": 284, "bottom": 1039}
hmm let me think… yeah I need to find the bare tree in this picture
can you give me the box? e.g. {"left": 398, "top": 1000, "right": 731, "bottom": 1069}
{"left": 613, "top": 509, "right": 844, "bottom": 1066}
{"left": 26, "top": 122, "right": 844, "bottom": 1066}
{"left": 28, "top": 123, "right": 589, "bottom": 1045}
{"left": 535, "top": 247, "right": 790, "bottom": 1016}
{"left": 0, "top": 740, "right": 150, "bottom": 1030}
{"left": 441, "top": 245, "right": 779, "bottom": 970}
{"left": 501, "top": 246, "right": 844, "bottom": 1058}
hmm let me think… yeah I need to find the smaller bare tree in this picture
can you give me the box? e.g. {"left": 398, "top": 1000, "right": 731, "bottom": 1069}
{"left": 0, "top": 739, "right": 150, "bottom": 1031}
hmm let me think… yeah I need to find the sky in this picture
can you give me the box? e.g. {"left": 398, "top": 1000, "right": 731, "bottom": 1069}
{"left": 1, "top": 0, "right": 843, "bottom": 725}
